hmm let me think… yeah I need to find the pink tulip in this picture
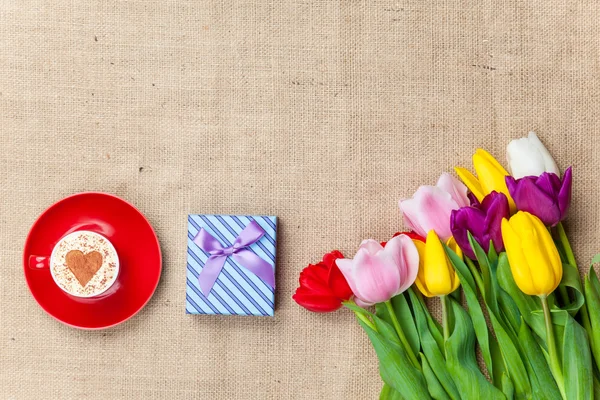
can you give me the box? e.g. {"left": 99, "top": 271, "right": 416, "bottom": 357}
{"left": 399, "top": 173, "right": 470, "bottom": 241}
{"left": 335, "top": 235, "right": 419, "bottom": 306}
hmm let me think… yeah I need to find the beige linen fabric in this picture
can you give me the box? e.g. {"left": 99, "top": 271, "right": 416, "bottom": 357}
{"left": 1, "top": 0, "right": 600, "bottom": 398}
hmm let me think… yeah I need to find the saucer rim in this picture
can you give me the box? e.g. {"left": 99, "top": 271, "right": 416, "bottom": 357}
{"left": 23, "top": 191, "right": 163, "bottom": 330}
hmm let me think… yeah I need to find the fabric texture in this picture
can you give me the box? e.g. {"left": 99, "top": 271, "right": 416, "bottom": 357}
{"left": 1, "top": 0, "right": 599, "bottom": 398}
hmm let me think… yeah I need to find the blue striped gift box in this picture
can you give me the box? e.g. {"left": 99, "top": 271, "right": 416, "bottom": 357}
{"left": 186, "top": 214, "right": 277, "bottom": 317}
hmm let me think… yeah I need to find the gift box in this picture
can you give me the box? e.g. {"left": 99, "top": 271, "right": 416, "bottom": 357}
{"left": 186, "top": 214, "right": 277, "bottom": 316}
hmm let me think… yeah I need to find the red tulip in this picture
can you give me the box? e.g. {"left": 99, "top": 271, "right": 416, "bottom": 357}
{"left": 293, "top": 250, "right": 353, "bottom": 312}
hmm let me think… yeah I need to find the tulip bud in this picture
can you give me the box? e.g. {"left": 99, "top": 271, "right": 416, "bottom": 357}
{"left": 413, "top": 230, "right": 461, "bottom": 297}
{"left": 506, "top": 132, "right": 560, "bottom": 179}
{"left": 336, "top": 235, "right": 419, "bottom": 306}
{"left": 501, "top": 212, "right": 562, "bottom": 296}
{"left": 455, "top": 149, "right": 516, "bottom": 213}
{"left": 293, "top": 251, "right": 353, "bottom": 313}
{"left": 450, "top": 191, "right": 510, "bottom": 259}
{"left": 399, "top": 173, "right": 470, "bottom": 241}
{"left": 505, "top": 167, "right": 572, "bottom": 227}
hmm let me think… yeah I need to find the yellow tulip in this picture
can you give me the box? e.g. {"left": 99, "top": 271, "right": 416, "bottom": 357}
{"left": 501, "top": 211, "right": 563, "bottom": 296}
{"left": 414, "top": 230, "right": 461, "bottom": 297}
{"left": 455, "top": 148, "right": 516, "bottom": 213}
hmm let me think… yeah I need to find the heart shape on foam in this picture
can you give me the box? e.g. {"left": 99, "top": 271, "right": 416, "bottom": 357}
{"left": 65, "top": 250, "right": 103, "bottom": 287}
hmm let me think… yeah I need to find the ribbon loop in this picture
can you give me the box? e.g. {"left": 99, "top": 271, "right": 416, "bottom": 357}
{"left": 192, "top": 220, "right": 275, "bottom": 297}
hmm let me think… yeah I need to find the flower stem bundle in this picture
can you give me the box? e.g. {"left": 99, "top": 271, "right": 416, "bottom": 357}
{"left": 294, "top": 132, "right": 598, "bottom": 400}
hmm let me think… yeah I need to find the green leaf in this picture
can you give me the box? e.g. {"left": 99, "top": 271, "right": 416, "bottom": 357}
{"left": 408, "top": 289, "right": 461, "bottom": 400}
{"left": 445, "top": 245, "right": 495, "bottom": 379}
{"left": 444, "top": 299, "right": 506, "bottom": 400}
{"left": 465, "top": 257, "right": 486, "bottom": 296}
{"left": 497, "top": 290, "right": 521, "bottom": 335}
{"left": 421, "top": 353, "right": 452, "bottom": 400}
{"left": 490, "top": 337, "right": 509, "bottom": 396}
{"left": 558, "top": 262, "right": 585, "bottom": 316}
{"left": 584, "top": 268, "right": 600, "bottom": 373}
{"left": 449, "top": 287, "right": 462, "bottom": 302}
{"left": 376, "top": 294, "right": 420, "bottom": 356}
{"left": 488, "top": 241, "right": 499, "bottom": 267}
{"left": 500, "top": 373, "right": 515, "bottom": 400}
{"left": 373, "top": 314, "right": 402, "bottom": 346}
{"left": 562, "top": 315, "right": 593, "bottom": 400}
{"left": 380, "top": 384, "right": 405, "bottom": 400}
{"left": 593, "top": 375, "right": 600, "bottom": 400}
{"left": 590, "top": 254, "right": 600, "bottom": 271}
{"left": 496, "top": 253, "right": 547, "bottom": 338}
{"left": 590, "top": 263, "right": 600, "bottom": 294}
{"left": 518, "top": 317, "right": 562, "bottom": 400}
{"left": 344, "top": 301, "right": 373, "bottom": 318}
{"left": 357, "top": 316, "right": 431, "bottom": 400}
{"left": 412, "top": 290, "right": 444, "bottom": 351}
{"left": 466, "top": 237, "right": 531, "bottom": 396}
{"left": 487, "top": 310, "right": 532, "bottom": 398}
{"left": 468, "top": 232, "right": 500, "bottom": 316}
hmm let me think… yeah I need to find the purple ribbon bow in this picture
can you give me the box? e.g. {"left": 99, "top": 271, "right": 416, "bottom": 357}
{"left": 193, "top": 220, "right": 275, "bottom": 297}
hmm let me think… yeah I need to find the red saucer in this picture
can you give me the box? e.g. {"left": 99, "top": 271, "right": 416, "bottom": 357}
{"left": 23, "top": 192, "right": 162, "bottom": 329}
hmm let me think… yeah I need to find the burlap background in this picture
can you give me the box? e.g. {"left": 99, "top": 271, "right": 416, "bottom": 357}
{"left": 1, "top": 0, "right": 599, "bottom": 399}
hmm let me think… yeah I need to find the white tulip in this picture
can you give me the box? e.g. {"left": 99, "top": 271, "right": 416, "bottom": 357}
{"left": 506, "top": 132, "right": 560, "bottom": 178}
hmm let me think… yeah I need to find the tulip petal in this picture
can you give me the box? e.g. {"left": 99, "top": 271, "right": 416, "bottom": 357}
{"left": 527, "top": 132, "right": 560, "bottom": 177}
{"left": 507, "top": 175, "right": 561, "bottom": 226}
{"left": 336, "top": 258, "right": 361, "bottom": 300}
{"left": 481, "top": 192, "right": 510, "bottom": 252}
{"left": 502, "top": 217, "right": 536, "bottom": 296}
{"left": 327, "top": 262, "right": 353, "bottom": 300}
{"left": 468, "top": 192, "right": 480, "bottom": 206}
{"left": 535, "top": 172, "right": 562, "bottom": 198}
{"left": 446, "top": 236, "right": 462, "bottom": 292}
{"left": 507, "top": 135, "right": 549, "bottom": 178}
{"left": 450, "top": 206, "right": 486, "bottom": 259}
{"left": 424, "top": 230, "right": 453, "bottom": 296}
{"left": 400, "top": 201, "right": 426, "bottom": 238}
{"left": 413, "top": 240, "right": 435, "bottom": 297}
{"left": 354, "top": 297, "right": 376, "bottom": 307}
{"left": 473, "top": 149, "right": 509, "bottom": 176}
{"left": 359, "top": 239, "right": 384, "bottom": 256}
{"left": 322, "top": 250, "right": 344, "bottom": 269}
{"left": 384, "top": 234, "right": 420, "bottom": 294}
{"left": 353, "top": 248, "right": 402, "bottom": 304}
{"left": 473, "top": 149, "right": 516, "bottom": 212}
{"left": 527, "top": 213, "right": 563, "bottom": 292}
{"left": 437, "top": 173, "right": 470, "bottom": 208}
{"left": 400, "top": 186, "right": 455, "bottom": 241}
{"left": 451, "top": 270, "right": 461, "bottom": 292}
{"left": 292, "top": 288, "right": 342, "bottom": 312}
{"left": 299, "top": 264, "right": 331, "bottom": 293}
{"left": 455, "top": 167, "right": 485, "bottom": 202}
{"left": 520, "top": 213, "right": 559, "bottom": 294}
{"left": 558, "top": 167, "right": 573, "bottom": 219}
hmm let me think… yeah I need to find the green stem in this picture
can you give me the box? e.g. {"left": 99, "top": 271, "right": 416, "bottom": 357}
{"left": 556, "top": 222, "right": 593, "bottom": 333}
{"left": 385, "top": 300, "right": 421, "bottom": 370}
{"left": 557, "top": 222, "right": 577, "bottom": 268}
{"left": 342, "top": 300, "right": 377, "bottom": 331}
{"left": 354, "top": 310, "right": 376, "bottom": 331}
{"left": 465, "top": 257, "right": 485, "bottom": 296}
{"left": 441, "top": 295, "right": 450, "bottom": 343}
{"left": 540, "top": 295, "right": 567, "bottom": 400}
{"left": 557, "top": 284, "right": 570, "bottom": 307}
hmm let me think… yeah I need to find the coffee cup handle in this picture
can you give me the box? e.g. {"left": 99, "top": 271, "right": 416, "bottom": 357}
{"left": 29, "top": 255, "right": 50, "bottom": 270}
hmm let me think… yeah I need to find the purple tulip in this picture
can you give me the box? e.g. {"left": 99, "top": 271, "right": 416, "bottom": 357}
{"left": 450, "top": 191, "right": 510, "bottom": 259}
{"left": 505, "top": 167, "right": 572, "bottom": 227}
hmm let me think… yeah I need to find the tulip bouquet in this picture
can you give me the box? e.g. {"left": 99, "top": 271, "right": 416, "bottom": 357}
{"left": 294, "top": 132, "right": 600, "bottom": 400}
